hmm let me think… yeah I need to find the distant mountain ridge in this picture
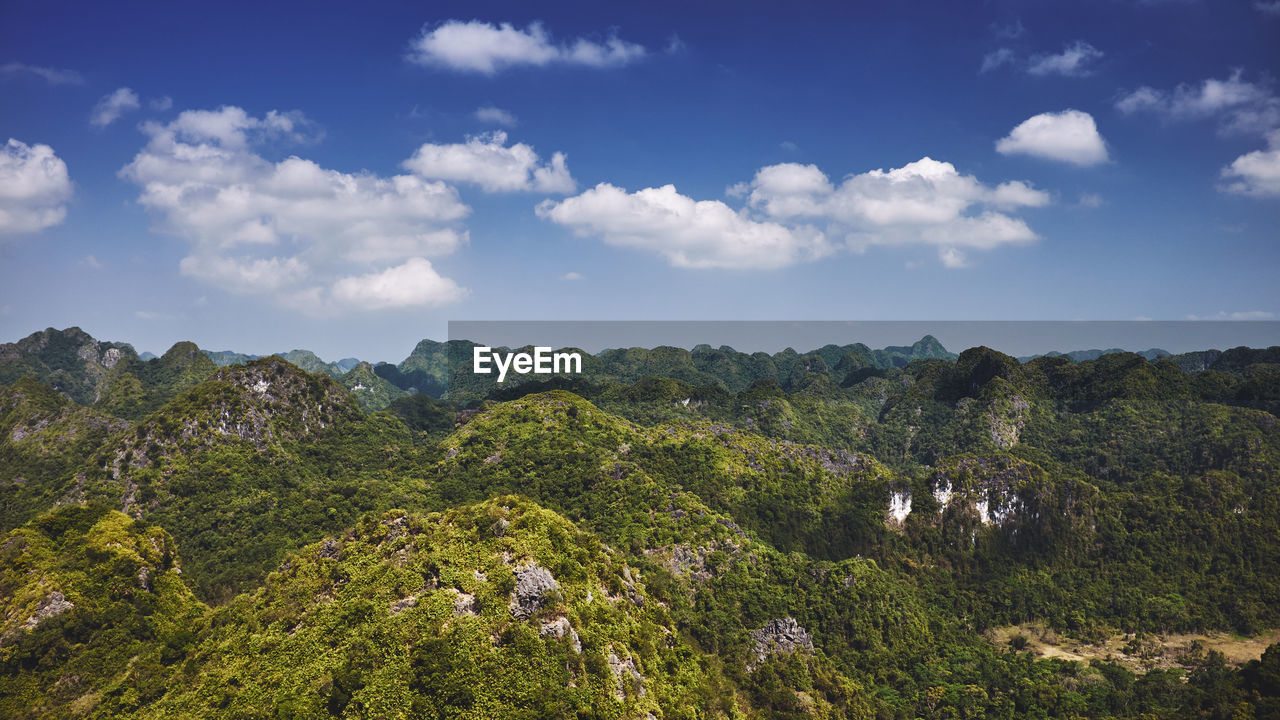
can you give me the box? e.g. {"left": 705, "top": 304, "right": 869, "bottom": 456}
{"left": 5, "top": 327, "right": 1279, "bottom": 414}
{"left": 1018, "top": 348, "right": 1172, "bottom": 363}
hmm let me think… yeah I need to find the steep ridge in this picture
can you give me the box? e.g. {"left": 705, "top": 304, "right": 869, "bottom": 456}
{"left": 0, "top": 505, "right": 205, "bottom": 718}
{"left": 64, "top": 357, "right": 425, "bottom": 601}
{"left": 0, "top": 328, "right": 139, "bottom": 406}
{"left": 337, "top": 361, "right": 408, "bottom": 411}
{"left": 0, "top": 378, "right": 129, "bottom": 530}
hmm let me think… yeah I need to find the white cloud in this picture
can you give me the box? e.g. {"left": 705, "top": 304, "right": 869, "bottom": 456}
{"left": 120, "top": 105, "right": 471, "bottom": 312}
{"left": 743, "top": 158, "right": 1045, "bottom": 258}
{"left": 407, "top": 20, "right": 645, "bottom": 74}
{"left": 403, "top": 130, "right": 575, "bottom": 193}
{"left": 0, "top": 62, "right": 83, "bottom": 85}
{"left": 938, "top": 247, "right": 968, "bottom": 268}
{"left": 1078, "top": 193, "right": 1104, "bottom": 208}
{"left": 537, "top": 183, "right": 830, "bottom": 270}
{"left": 1186, "top": 310, "right": 1276, "bottom": 320}
{"left": 980, "top": 48, "right": 1015, "bottom": 74}
{"left": 1255, "top": 1, "right": 1280, "bottom": 14}
{"left": 474, "top": 106, "right": 517, "bottom": 126}
{"left": 150, "top": 96, "right": 173, "bottom": 111}
{"left": 990, "top": 180, "right": 1053, "bottom": 209}
{"left": 331, "top": 257, "right": 467, "bottom": 309}
{"left": 91, "top": 87, "right": 141, "bottom": 127}
{"left": 747, "top": 158, "right": 1047, "bottom": 226}
{"left": 1220, "top": 130, "right": 1280, "bottom": 197}
{"left": 1118, "top": 72, "right": 1280, "bottom": 198}
{"left": 178, "top": 255, "right": 310, "bottom": 294}
{"left": 540, "top": 157, "right": 1046, "bottom": 270}
{"left": 561, "top": 271, "right": 583, "bottom": 280}
{"left": 996, "top": 110, "right": 1109, "bottom": 166}
{"left": 79, "top": 254, "right": 103, "bottom": 269}
{"left": 0, "top": 139, "right": 72, "bottom": 235}
{"left": 1116, "top": 70, "right": 1279, "bottom": 136}
{"left": 1027, "top": 41, "right": 1103, "bottom": 77}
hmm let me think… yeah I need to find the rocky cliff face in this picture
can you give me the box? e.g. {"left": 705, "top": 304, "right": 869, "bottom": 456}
{"left": 0, "top": 327, "right": 138, "bottom": 405}
{"left": 750, "top": 616, "right": 815, "bottom": 667}
{"left": 104, "top": 355, "right": 363, "bottom": 514}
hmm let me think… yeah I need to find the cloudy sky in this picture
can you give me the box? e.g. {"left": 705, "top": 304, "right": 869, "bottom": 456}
{"left": 1, "top": 1, "right": 1277, "bottom": 360}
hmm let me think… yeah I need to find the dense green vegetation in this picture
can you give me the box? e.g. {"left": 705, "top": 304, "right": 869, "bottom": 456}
{"left": 2, "top": 327, "right": 1278, "bottom": 718}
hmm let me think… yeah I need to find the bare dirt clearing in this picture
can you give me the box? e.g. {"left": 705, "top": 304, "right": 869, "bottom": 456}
{"left": 988, "top": 622, "right": 1280, "bottom": 673}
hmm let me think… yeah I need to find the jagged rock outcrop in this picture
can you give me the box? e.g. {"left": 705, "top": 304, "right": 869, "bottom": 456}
{"left": 885, "top": 486, "right": 912, "bottom": 529}
{"left": 750, "top": 616, "right": 814, "bottom": 666}
{"left": 607, "top": 651, "right": 645, "bottom": 700}
{"left": 510, "top": 562, "right": 559, "bottom": 620}
{"left": 105, "top": 356, "right": 362, "bottom": 512}
{"left": 318, "top": 539, "right": 341, "bottom": 560}
{"left": 453, "top": 590, "right": 477, "bottom": 616}
{"left": 539, "top": 617, "right": 582, "bottom": 652}
{"left": 0, "top": 327, "right": 138, "bottom": 404}
{"left": 21, "top": 591, "right": 74, "bottom": 630}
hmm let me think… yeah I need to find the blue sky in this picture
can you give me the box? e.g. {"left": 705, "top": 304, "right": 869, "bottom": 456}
{"left": 1, "top": 0, "right": 1277, "bottom": 361}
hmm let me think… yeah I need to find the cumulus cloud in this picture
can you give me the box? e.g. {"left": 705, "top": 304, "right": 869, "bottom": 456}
{"left": 150, "top": 96, "right": 173, "bottom": 111}
{"left": 0, "top": 139, "right": 73, "bottom": 235}
{"left": 407, "top": 20, "right": 645, "bottom": 74}
{"left": 1220, "top": 130, "right": 1280, "bottom": 197}
{"left": 403, "top": 131, "right": 575, "bottom": 193}
{"left": 537, "top": 183, "right": 830, "bottom": 270}
{"left": 748, "top": 158, "right": 1049, "bottom": 225}
{"left": 1255, "top": 1, "right": 1280, "bottom": 14}
{"left": 1115, "top": 70, "right": 1279, "bottom": 136}
{"left": 996, "top": 110, "right": 1109, "bottom": 166}
{"left": 331, "top": 257, "right": 467, "bottom": 309}
{"left": 0, "top": 62, "right": 84, "bottom": 85}
{"left": 120, "top": 105, "right": 470, "bottom": 312}
{"left": 540, "top": 157, "right": 1047, "bottom": 269}
{"left": 474, "top": 106, "right": 517, "bottom": 126}
{"left": 1118, "top": 71, "right": 1280, "bottom": 198}
{"left": 90, "top": 87, "right": 141, "bottom": 127}
{"left": 1027, "top": 41, "right": 1104, "bottom": 77}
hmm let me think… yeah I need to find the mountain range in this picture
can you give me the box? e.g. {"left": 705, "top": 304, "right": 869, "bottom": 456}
{"left": 1, "top": 326, "right": 1278, "bottom": 718}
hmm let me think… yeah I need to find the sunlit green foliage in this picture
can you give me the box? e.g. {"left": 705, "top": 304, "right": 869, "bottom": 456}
{"left": 1, "top": 331, "right": 1278, "bottom": 718}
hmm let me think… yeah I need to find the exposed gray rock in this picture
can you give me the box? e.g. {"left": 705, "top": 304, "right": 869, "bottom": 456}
{"left": 137, "top": 566, "right": 151, "bottom": 591}
{"left": 390, "top": 595, "right": 417, "bottom": 614}
{"left": 22, "top": 591, "right": 74, "bottom": 630}
{"left": 509, "top": 563, "right": 559, "bottom": 620}
{"left": 452, "top": 591, "right": 476, "bottom": 616}
{"left": 750, "top": 616, "right": 814, "bottom": 666}
{"left": 539, "top": 617, "right": 582, "bottom": 652}
{"left": 318, "top": 538, "right": 341, "bottom": 560}
{"left": 607, "top": 651, "right": 645, "bottom": 701}
{"left": 989, "top": 393, "right": 1030, "bottom": 449}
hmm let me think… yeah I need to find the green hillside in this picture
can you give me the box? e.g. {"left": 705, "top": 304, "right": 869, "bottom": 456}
{"left": 1, "top": 328, "right": 1279, "bottom": 718}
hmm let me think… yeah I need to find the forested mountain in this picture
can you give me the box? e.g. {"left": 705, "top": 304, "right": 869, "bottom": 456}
{"left": 2, "top": 328, "right": 1279, "bottom": 718}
